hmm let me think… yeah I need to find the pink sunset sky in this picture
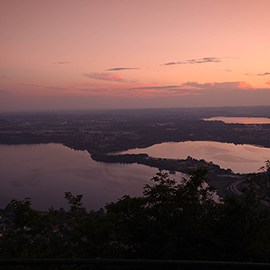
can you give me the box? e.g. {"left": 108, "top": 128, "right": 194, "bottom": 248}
{"left": 1, "top": 0, "right": 270, "bottom": 111}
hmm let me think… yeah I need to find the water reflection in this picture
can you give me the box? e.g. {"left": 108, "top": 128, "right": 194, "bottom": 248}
{"left": 1, "top": 141, "right": 270, "bottom": 211}
{"left": 204, "top": 117, "right": 270, "bottom": 124}
{"left": 0, "top": 144, "right": 183, "bottom": 211}
{"left": 120, "top": 141, "right": 270, "bottom": 174}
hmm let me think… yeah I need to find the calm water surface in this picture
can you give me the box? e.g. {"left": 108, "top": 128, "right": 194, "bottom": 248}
{"left": 204, "top": 117, "right": 270, "bottom": 124}
{"left": 120, "top": 141, "right": 270, "bottom": 174}
{"left": 1, "top": 141, "right": 270, "bottom": 211}
{"left": 0, "top": 144, "right": 178, "bottom": 211}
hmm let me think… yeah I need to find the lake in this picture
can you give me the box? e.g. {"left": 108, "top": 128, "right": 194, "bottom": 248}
{"left": 0, "top": 143, "right": 180, "bottom": 211}
{"left": 1, "top": 140, "right": 270, "bottom": 211}
{"left": 119, "top": 141, "right": 270, "bottom": 174}
{"left": 203, "top": 117, "right": 270, "bottom": 124}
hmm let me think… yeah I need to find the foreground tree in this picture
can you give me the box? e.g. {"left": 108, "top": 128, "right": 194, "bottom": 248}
{"left": 1, "top": 193, "right": 111, "bottom": 259}
{"left": 106, "top": 168, "right": 221, "bottom": 260}
{"left": 211, "top": 161, "right": 270, "bottom": 262}
{"left": 2, "top": 165, "right": 270, "bottom": 262}
{"left": 106, "top": 165, "right": 270, "bottom": 262}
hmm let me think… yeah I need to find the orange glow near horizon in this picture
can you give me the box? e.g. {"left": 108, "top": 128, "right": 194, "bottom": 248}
{"left": 1, "top": 0, "right": 270, "bottom": 111}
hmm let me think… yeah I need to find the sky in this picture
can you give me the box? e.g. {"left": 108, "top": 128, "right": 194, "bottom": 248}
{"left": 1, "top": 0, "right": 270, "bottom": 111}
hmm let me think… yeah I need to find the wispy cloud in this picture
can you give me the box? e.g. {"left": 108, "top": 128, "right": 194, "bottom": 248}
{"left": 74, "top": 79, "right": 258, "bottom": 100}
{"left": 106, "top": 67, "right": 139, "bottom": 71}
{"left": 0, "top": 75, "right": 8, "bottom": 79}
{"left": 53, "top": 62, "right": 70, "bottom": 64}
{"left": 129, "top": 85, "right": 180, "bottom": 90}
{"left": 20, "top": 83, "right": 39, "bottom": 87}
{"left": 79, "top": 88, "right": 105, "bottom": 93}
{"left": 183, "top": 81, "right": 255, "bottom": 90}
{"left": 164, "top": 57, "right": 221, "bottom": 66}
{"left": 0, "top": 90, "right": 9, "bottom": 94}
{"left": 84, "top": 72, "right": 127, "bottom": 83}
{"left": 127, "top": 84, "right": 202, "bottom": 97}
{"left": 257, "top": 72, "right": 270, "bottom": 76}
{"left": 125, "top": 81, "right": 256, "bottom": 96}
{"left": 216, "top": 69, "right": 232, "bottom": 72}
{"left": 45, "top": 86, "right": 69, "bottom": 91}
{"left": 129, "top": 81, "right": 254, "bottom": 93}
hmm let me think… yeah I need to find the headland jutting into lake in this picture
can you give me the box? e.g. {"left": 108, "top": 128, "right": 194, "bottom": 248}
{"left": 1, "top": 106, "right": 270, "bottom": 198}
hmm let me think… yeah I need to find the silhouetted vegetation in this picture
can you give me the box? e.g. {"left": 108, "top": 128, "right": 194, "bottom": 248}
{"left": 1, "top": 165, "right": 270, "bottom": 263}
